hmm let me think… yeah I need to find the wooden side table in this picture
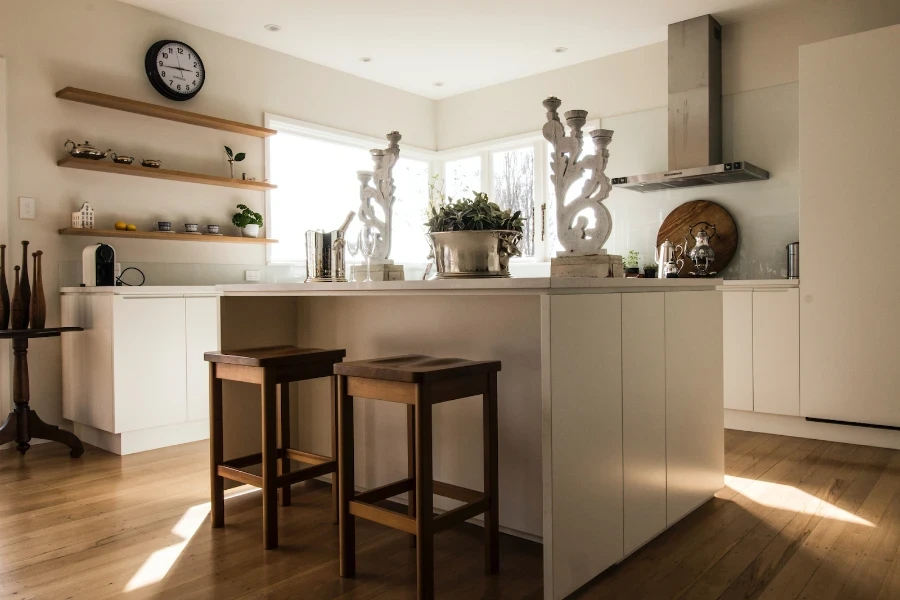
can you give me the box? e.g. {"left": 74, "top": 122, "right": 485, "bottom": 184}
{"left": 0, "top": 327, "right": 85, "bottom": 457}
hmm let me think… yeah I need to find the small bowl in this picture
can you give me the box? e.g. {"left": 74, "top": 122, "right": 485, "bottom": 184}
{"left": 206, "top": 225, "right": 220, "bottom": 234}
{"left": 184, "top": 223, "right": 199, "bottom": 233}
{"left": 141, "top": 158, "right": 162, "bottom": 168}
{"left": 156, "top": 221, "right": 172, "bottom": 232}
{"left": 111, "top": 153, "right": 134, "bottom": 165}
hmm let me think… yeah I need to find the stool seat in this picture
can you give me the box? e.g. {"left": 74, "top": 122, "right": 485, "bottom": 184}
{"left": 205, "top": 345, "right": 346, "bottom": 367}
{"left": 334, "top": 354, "right": 500, "bottom": 383}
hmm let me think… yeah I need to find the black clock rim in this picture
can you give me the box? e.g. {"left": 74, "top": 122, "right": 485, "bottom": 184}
{"left": 145, "top": 39, "right": 205, "bottom": 102}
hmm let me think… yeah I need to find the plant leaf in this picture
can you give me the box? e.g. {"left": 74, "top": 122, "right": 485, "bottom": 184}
{"left": 234, "top": 153, "right": 246, "bottom": 161}
{"left": 224, "top": 146, "right": 233, "bottom": 158}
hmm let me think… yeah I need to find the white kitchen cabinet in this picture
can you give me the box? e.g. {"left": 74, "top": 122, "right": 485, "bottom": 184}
{"left": 665, "top": 291, "right": 724, "bottom": 525}
{"left": 622, "top": 293, "right": 666, "bottom": 555}
{"left": 62, "top": 289, "right": 220, "bottom": 454}
{"left": 112, "top": 296, "right": 188, "bottom": 432}
{"left": 185, "top": 296, "right": 220, "bottom": 422}
{"left": 752, "top": 288, "right": 799, "bottom": 416}
{"left": 723, "top": 291, "right": 754, "bottom": 412}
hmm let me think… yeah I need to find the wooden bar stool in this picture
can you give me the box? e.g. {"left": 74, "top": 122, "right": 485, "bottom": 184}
{"left": 204, "top": 345, "right": 346, "bottom": 549}
{"left": 335, "top": 354, "right": 501, "bottom": 599}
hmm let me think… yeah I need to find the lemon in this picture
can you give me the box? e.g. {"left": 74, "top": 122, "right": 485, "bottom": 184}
{"left": 126, "top": 224, "right": 137, "bottom": 231}
{"left": 114, "top": 221, "right": 127, "bottom": 230}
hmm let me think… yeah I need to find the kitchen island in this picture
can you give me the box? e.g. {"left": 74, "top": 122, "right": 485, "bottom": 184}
{"left": 62, "top": 277, "right": 723, "bottom": 599}
{"left": 217, "top": 277, "right": 724, "bottom": 600}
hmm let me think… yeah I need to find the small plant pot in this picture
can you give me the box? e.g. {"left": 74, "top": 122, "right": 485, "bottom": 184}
{"left": 625, "top": 267, "right": 640, "bottom": 277}
{"left": 644, "top": 268, "right": 657, "bottom": 279}
{"left": 242, "top": 224, "right": 260, "bottom": 238}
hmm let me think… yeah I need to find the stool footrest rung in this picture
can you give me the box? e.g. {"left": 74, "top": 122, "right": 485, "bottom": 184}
{"left": 433, "top": 497, "right": 488, "bottom": 533}
{"left": 284, "top": 449, "right": 331, "bottom": 466}
{"left": 349, "top": 500, "right": 417, "bottom": 534}
{"left": 354, "top": 477, "right": 415, "bottom": 505}
{"left": 433, "top": 480, "right": 483, "bottom": 504}
{"left": 218, "top": 465, "right": 263, "bottom": 487}
{"left": 276, "top": 461, "right": 337, "bottom": 487}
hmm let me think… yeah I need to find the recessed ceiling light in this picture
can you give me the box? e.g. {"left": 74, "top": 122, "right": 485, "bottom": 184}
{"left": 359, "top": 57, "right": 373, "bottom": 63}
{"left": 264, "top": 24, "right": 281, "bottom": 32}
{"left": 554, "top": 46, "right": 568, "bottom": 53}
{"left": 433, "top": 82, "right": 444, "bottom": 87}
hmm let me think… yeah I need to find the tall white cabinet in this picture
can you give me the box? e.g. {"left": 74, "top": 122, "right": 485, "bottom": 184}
{"left": 62, "top": 288, "right": 221, "bottom": 454}
{"left": 800, "top": 25, "right": 900, "bottom": 428}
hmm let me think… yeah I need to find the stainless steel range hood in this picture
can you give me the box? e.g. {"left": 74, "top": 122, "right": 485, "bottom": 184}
{"left": 612, "top": 15, "right": 769, "bottom": 192}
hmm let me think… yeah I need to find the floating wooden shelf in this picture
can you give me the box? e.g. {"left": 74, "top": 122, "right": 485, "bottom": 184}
{"left": 56, "top": 87, "right": 277, "bottom": 138}
{"left": 58, "top": 228, "right": 277, "bottom": 245}
{"left": 58, "top": 157, "right": 276, "bottom": 191}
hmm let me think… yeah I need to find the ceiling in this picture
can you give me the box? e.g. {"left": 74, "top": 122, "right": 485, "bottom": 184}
{"left": 118, "top": 0, "right": 783, "bottom": 99}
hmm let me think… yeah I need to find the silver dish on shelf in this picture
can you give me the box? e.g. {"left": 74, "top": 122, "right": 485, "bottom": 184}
{"left": 140, "top": 158, "right": 162, "bottom": 168}
{"left": 427, "top": 230, "right": 522, "bottom": 279}
{"left": 110, "top": 152, "right": 134, "bottom": 165}
{"left": 64, "top": 140, "right": 111, "bottom": 160}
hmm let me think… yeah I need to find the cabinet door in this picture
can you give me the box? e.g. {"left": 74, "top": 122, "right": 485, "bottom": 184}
{"left": 185, "top": 296, "right": 220, "bottom": 422}
{"left": 753, "top": 289, "right": 800, "bottom": 416}
{"left": 548, "top": 294, "right": 623, "bottom": 600}
{"left": 113, "top": 296, "right": 187, "bottom": 433}
{"left": 666, "top": 291, "right": 724, "bottom": 525}
{"left": 723, "top": 291, "right": 754, "bottom": 411}
{"left": 622, "top": 293, "right": 666, "bottom": 555}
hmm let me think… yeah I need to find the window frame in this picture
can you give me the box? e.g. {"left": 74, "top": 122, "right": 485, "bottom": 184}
{"left": 264, "top": 113, "right": 598, "bottom": 265}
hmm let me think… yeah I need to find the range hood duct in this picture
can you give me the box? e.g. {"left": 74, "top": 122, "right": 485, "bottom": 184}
{"left": 612, "top": 15, "right": 769, "bottom": 192}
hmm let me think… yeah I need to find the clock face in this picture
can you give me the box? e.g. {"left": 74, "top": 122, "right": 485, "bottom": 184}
{"left": 145, "top": 40, "right": 205, "bottom": 101}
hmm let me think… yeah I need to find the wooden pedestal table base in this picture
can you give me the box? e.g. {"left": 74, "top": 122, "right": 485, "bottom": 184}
{"left": 0, "top": 327, "right": 85, "bottom": 457}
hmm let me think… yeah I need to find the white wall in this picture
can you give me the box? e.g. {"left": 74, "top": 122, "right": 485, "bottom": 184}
{"left": 0, "top": 0, "right": 434, "bottom": 426}
{"left": 0, "top": 56, "right": 10, "bottom": 418}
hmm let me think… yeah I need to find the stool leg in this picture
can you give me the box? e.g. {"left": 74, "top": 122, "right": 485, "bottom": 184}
{"left": 484, "top": 372, "right": 500, "bottom": 575}
{"left": 407, "top": 404, "right": 416, "bottom": 548}
{"left": 209, "top": 365, "right": 224, "bottom": 528}
{"left": 415, "top": 387, "right": 434, "bottom": 600}
{"left": 338, "top": 375, "right": 356, "bottom": 577}
{"left": 280, "top": 383, "right": 292, "bottom": 507}
{"left": 331, "top": 375, "right": 339, "bottom": 525}
{"left": 262, "top": 372, "right": 278, "bottom": 549}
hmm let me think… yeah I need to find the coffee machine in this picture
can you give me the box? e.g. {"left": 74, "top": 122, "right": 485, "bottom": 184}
{"left": 82, "top": 243, "right": 116, "bottom": 286}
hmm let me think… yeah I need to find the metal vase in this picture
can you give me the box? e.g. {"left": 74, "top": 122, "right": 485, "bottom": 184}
{"left": 427, "top": 230, "right": 522, "bottom": 279}
{"left": 305, "top": 230, "right": 347, "bottom": 282}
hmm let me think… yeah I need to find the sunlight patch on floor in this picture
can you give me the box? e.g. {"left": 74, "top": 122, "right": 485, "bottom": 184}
{"left": 724, "top": 475, "right": 873, "bottom": 527}
{"left": 124, "top": 485, "right": 259, "bottom": 592}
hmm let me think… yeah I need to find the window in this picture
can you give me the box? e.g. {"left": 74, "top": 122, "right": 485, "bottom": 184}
{"left": 266, "top": 115, "right": 599, "bottom": 264}
{"left": 267, "top": 117, "right": 434, "bottom": 264}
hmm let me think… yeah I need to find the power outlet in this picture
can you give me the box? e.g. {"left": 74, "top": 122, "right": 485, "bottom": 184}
{"left": 19, "top": 197, "right": 35, "bottom": 220}
{"left": 244, "top": 270, "right": 261, "bottom": 282}
{"left": 115, "top": 263, "right": 122, "bottom": 278}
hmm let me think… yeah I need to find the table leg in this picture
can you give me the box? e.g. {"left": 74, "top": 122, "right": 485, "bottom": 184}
{"left": 26, "top": 409, "right": 84, "bottom": 458}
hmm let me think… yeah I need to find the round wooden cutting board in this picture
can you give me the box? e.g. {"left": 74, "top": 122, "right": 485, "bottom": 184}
{"left": 657, "top": 200, "right": 737, "bottom": 276}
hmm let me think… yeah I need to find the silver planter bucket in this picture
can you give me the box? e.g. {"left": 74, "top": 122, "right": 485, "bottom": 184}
{"left": 427, "top": 230, "right": 522, "bottom": 279}
{"left": 305, "top": 230, "right": 347, "bottom": 282}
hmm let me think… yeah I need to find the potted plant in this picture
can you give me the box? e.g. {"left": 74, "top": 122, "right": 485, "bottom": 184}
{"left": 232, "top": 204, "right": 263, "bottom": 238}
{"left": 425, "top": 191, "right": 525, "bottom": 279}
{"left": 643, "top": 262, "right": 658, "bottom": 279}
{"left": 625, "top": 250, "right": 640, "bottom": 277}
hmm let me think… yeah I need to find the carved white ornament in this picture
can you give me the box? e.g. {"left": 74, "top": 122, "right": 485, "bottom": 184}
{"left": 356, "top": 131, "right": 401, "bottom": 262}
{"left": 542, "top": 97, "right": 614, "bottom": 256}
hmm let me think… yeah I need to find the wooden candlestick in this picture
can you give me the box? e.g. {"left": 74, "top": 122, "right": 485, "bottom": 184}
{"left": 11, "top": 266, "right": 25, "bottom": 330}
{"left": 19, "top": 241, "right": 31, "bottom": 329}
{"left": 0, "top": 245, "right": 9, "bottom": 329}
{"left": 30, "top": 251, "right": 46, "bottom": 329}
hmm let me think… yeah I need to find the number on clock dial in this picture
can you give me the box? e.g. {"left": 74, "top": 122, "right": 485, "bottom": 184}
{"left": 155, "top": 42, "right": 204, "bottom": 95}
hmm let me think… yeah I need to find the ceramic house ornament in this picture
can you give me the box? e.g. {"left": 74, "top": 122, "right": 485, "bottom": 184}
{"left": 542, "top": 97, "right": 622, "bottom": 277}
{"left": 71, "top": 203, "right": 95, "bottom": 229}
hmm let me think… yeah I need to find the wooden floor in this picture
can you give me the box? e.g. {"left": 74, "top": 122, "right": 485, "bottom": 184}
{"left": 1, "top": 431, "right": 900, "bottom": 599}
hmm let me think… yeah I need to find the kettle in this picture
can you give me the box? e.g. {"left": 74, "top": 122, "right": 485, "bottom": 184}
{"left": 655, "top": 238, "right": 688, "bottom": 279}
{"left": 64, "top": 140, "right": 111, "bottom": 160}
{"left": 688, "top": 222, "right": 717, "bottom": 276}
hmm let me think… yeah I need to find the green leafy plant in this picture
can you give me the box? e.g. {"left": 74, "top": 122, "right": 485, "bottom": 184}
{"left": 625, "top": 250, "right": 641, "bottom": 269}
{"left": 224, "top": 146, "right": 246, "bottom": 162}
{"left": 426, "top": 191, "right": 525, "bottom": 233}
{"left": 232, "top": 204, "right": 263, "bottom": 228}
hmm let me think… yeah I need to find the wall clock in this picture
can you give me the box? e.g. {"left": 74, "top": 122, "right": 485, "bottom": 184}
{"left": 144, "top": 40, "right": 205, "bottom": 101}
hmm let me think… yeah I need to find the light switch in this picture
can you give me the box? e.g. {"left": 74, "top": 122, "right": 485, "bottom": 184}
{"left": 19, "top": 197, "right": 35, "bottom": 219}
